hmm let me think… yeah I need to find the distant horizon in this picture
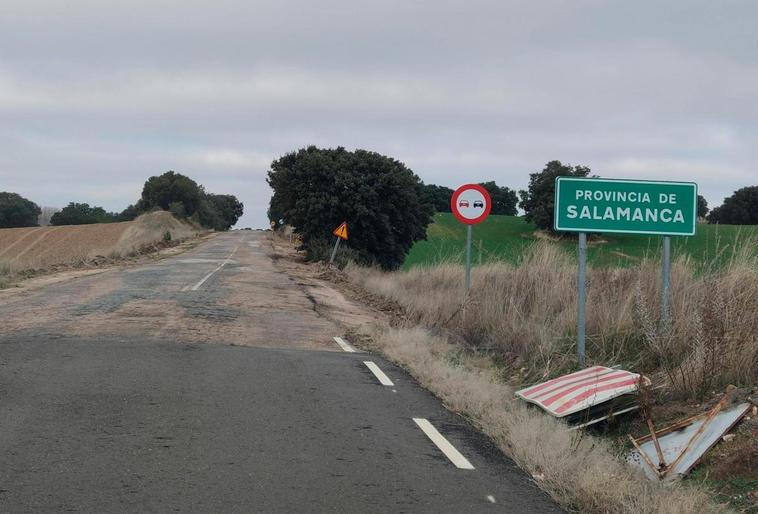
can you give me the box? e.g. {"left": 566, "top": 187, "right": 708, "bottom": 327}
{"left": 2, "top": 1, "right": 756, "bottom": 228}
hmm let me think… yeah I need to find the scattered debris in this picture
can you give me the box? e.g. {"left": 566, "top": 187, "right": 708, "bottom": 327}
{"left": 515, "top": 366, "right": 645, "bottom": 428}
{"left": 627, "top": 390, "right": 753, "bottom": 481}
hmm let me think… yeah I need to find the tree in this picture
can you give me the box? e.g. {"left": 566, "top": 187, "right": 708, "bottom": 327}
{"left": 204, "top": 194, "right": 244, "bottom": 230}
{"left": 0, "top": 192, "right": 41, "bottom": 228}
{"left": 267, "top": 146, "right": 433, "bottom": 270}
{"left": 707, "top": 186, "right": 758, "bottom": 225}
{"left": 519, "top": 161, "right": 591, "bottom": 231}
{"left": 50, "top": 203, "right": 117, "bottom": 225}
{"left": 141, "top": 171, "right": 202, "bottom": 217}
{"left": 697, "top": 195, "right": 709, "bottom": 219}
{"left": 117, "top": 201, "right": 145, "bottom": 221}
{"left": 421, "top": 184, "right": 454, "bottom": 213}
{"left": 479, "top": 181, "right": 518, "bottom": 215}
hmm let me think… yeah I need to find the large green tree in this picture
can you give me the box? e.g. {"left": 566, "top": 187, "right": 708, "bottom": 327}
{"left": 519, "top": 161, "right": 591, "bottom": 231}
{"left": 267, "top": 146, "right": 433, "bottom": 270}
{"left": 479, "top": 181, "right": 518, "bottom": 215}
{"left": 697, "top": 195, "right": 709, "bottom": 219}
{"left": 204, "top": 194, "right": 244, "bottom": 230}
{"left": 0, "top": 192, "right": 41, "bottom": 228}
{"left": 141, "top": 171, "right": 202, "bottom": 217}
{"left": 421, "top": 184, "right": 454, "bottom": 213}
{"left": 50, "top": 203, "right": 117, "bottom": 225}
{"left": 708, "top": 186, "right": 758, "bottom": 225}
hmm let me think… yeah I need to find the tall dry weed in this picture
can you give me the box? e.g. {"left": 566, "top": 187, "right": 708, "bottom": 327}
{"left": 349, "top": 239, "right": 758, "bottom": 398}
{"left": 0, "top": 258, "right": 13, "bottom": 288}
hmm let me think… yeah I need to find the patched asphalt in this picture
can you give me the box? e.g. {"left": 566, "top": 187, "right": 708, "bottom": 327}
{"left": 0, "top": 232, "right": 562, "bottom": 513}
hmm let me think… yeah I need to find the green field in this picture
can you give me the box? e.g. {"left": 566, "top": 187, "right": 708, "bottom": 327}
{"left": 403, "top": 213, "right": 758, "bottom": 269}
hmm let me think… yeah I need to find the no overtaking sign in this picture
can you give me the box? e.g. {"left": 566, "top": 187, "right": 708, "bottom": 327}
{"left": 450, "top": 184, "right": 491, "bottom": 293}
{"left": 451, "top": 184, "right": 491, "bottom": 225}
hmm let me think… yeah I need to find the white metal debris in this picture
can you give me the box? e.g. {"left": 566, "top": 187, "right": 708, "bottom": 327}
{"left": 627, "top": 402, "right": 751, "bottom": 481}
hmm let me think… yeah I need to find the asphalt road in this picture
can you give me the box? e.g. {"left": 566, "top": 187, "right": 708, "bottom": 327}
{"left": 0, "top": 232, "right": 561, "bottom": 513}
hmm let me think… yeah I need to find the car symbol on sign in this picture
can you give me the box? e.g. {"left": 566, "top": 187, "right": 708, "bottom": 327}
{"left": 458, "top": 200, "right": 469, "bottom": 208}
{"left": 473, "top": 201, "right": 484, "bottom": 208}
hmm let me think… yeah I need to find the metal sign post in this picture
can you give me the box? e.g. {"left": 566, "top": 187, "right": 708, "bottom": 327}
{"left": 329, "top": 221, "right": 349, "bottom": 265}
{"left": 329, "top": 237, "right": 341, "bottom": 264}
{"left": 465, "top": 225, "right": 472, "bottom": 291}
{"left": 554, "top": 176, "right": 698, "bottom": 369}
{"left": 450, "top": 184, "right": 492, "bottom": 295}
{"left": 577, "top": 232, "right": 587, "bottom": 368}
{"left": 661, "top": 236, "right": 671, "bottom": 331}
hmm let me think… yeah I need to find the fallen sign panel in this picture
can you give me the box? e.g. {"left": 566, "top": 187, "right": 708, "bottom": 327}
{"left": 626, "top": 402, "right": 751, "bottom": 481}
{"left": 515, "top": 366, "right": 642, "bottom": 420}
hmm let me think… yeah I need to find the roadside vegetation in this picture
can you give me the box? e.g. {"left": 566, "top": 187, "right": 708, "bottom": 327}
{"left": 267, "top": 146, "right": 433, "bottom": 270}
{"left": 343, "top": 238, "right": 757, "bottom": 511}
{"left": 267, "top": 155, "right": 757, "bottom": 511}
{"left": 350, "top": 326, "right": 718, "bottom": 513}
{"left": 351, "top": 240, "right": 758, "bottom": 398}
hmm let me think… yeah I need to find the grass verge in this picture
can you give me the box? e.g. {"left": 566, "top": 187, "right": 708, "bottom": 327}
{"left": 349, "top": 325, "right": 722, "bottom": 513}
{"left": 351, "top": 240, "right": 758, "bottom": 400}
{"left": 340, "top": 237, "right": 758, "bottom": 512}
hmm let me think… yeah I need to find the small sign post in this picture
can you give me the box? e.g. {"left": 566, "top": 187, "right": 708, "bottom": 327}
{"left": 554, "top": 177, "right": 697, "bottom": 367}
{"left": 451, "top": 184, "right": 492, "bottom": 293}
{"left": 330, "top": 221, "right": 349, "bottom": 265}
{"left": 661, "top": 235, "right": 671, "bottom": 332}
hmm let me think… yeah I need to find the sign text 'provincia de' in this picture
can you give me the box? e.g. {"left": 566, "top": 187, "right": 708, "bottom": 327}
{"left": 554, "top": 177, "right": 698, "bottom": 236}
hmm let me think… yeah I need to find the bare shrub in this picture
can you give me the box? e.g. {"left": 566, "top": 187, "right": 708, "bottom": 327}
{"left": 0, "top": 258, "right": 14, "bottom": 288}
{"left": 348, "top": 239, "right": 758, "bottom": 397}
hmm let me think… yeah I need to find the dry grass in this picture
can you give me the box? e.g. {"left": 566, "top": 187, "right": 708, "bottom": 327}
{"left": 349, "top": 240, "right": 758, "bottom": 399}
{"left": 0, "top": 258, "right": 14, "bottom": 288}
{"left": 354, "top": 325, "right": 723, "bottom": 513}
{"left": 113, "top": 211, "right": 198, "bottom": 256}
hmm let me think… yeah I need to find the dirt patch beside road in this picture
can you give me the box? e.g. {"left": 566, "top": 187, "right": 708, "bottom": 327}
{"left": 267, "top": 234, "right": 385, "bottom": 330}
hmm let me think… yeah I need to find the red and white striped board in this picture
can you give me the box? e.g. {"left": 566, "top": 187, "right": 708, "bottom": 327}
{"left": 515, "top": 366, "right": 641, "bottom": 418}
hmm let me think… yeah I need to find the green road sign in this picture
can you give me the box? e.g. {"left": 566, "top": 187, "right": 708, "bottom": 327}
{"left": 554, "top": 177, "right": 697, "bottom": 236}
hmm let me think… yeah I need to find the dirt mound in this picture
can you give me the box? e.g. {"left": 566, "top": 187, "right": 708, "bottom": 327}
{"left": 0, "top": 211, "right": 199, "bottom": 272}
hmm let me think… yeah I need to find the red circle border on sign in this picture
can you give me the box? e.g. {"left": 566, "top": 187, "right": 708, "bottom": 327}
{"left": 450, "top": 184, "right": 492, "bottom": 225}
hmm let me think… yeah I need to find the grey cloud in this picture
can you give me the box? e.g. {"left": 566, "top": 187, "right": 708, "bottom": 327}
{"left": 1, "top": 0, "right": 757, "bottom": 227}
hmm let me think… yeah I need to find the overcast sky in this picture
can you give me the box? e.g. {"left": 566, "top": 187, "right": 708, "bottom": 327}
{"left": 1, "top": 1, "right": 756, "bottom": 227}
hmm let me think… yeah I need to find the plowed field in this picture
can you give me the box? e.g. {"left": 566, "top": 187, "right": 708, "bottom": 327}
{"left": 0, "top": 212, "right": 198, "bottom": 271}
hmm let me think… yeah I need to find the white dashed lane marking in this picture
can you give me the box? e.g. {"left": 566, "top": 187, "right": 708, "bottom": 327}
{"left": 413, "top": 418, "right": 475, "bottom": 470}
{"left": 187, "top": 246, "right": 239, "bottom": 291}
{"left": 363, "top": 361, "right": 394, "bottom": 386}
{"left": 333, "top": 336, "right": 357, "bottom": 353}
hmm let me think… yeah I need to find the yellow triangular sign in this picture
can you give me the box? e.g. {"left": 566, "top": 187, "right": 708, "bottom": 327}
{"left": 333, "top": 221, "right": 348, "bottom": 240}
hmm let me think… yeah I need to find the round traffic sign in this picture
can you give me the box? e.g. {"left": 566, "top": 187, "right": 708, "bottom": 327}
{"left": 450, "top": 184, "right": 492, "bottom": 225}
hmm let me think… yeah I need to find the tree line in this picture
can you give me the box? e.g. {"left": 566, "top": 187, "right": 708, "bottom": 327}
{"left": 268, "top": 148, "right": 757, "bottom": 269}
{"left": 0, "top": 171, "right": 243, "bottom": 231}
{"left": 517, "top": 161, "right": 757, "bottom": 230}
